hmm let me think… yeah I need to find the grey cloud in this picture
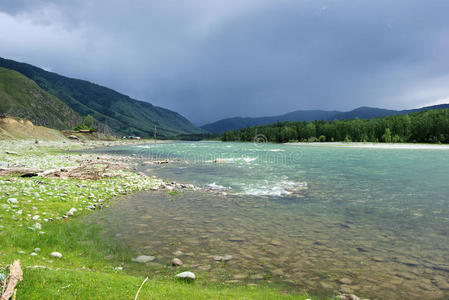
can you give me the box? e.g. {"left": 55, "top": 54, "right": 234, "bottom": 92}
{"left": 1, "top": 0, "right": 449, "bottom": 124}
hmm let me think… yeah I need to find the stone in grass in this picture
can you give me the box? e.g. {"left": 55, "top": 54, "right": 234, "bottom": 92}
{"left": 132, "top": 255, "right": 155, "bottom": 263}
{"left": 21, "top": 172, "right": 38, "bottom": 178}
{"left": 7, "top": 198, "right": 18, "bottom": 204}
{"left": 171, "top": 258, "right": 183, "bottom": 266}
{"left": 66, "top": 208, "right": 77, "bottom": 216}
{"left": 50, "top": 251, "right": 63, "bottom": 258}
{"left": 175, "top": 271, "right": 196, "bottom": 281}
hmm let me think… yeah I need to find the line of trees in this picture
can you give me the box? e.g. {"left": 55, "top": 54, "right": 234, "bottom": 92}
{"left": 221, "top": 109, "right": 449, "bottom": 144}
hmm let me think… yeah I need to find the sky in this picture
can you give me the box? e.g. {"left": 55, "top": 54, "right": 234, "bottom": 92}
{"left": 1, "top": 0, "right": 449, "bottom": 125}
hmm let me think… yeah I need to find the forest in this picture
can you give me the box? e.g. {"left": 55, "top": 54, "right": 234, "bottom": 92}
{"left": 221, "top": 108, "right": 449, "bottom": 144}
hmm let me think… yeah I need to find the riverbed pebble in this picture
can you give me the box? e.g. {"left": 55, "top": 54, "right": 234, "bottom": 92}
{"left": 339, "top": 278, "right": 353, "bottom": 284}
{"left": 171, "top": 258, "right": 183, "bottom": 266}
{"left": 336, "top": 294, "right": 361, "bottom": 300}
{"left": 214, "top": 254, "right": 233, "bottom": 262}
{"left": 132, "top": 255, "right": 155, "bottom": 263}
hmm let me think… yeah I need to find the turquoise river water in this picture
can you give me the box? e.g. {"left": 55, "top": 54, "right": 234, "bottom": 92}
{"left": 93, "top": 142, "right": 449, "bottom": 299}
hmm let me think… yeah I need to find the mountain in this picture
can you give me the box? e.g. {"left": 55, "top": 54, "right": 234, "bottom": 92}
{"left": 330, "top": 105, "right": 449, "bottom": 120}
{"left": 0, "top": 57, "right": 203, "bottom": 137}
{"left": 0, "top": 67, "right": 81, "bottom": 130}
{"left": 202, "top": 105, "right": 449, "bottom": 133}
{"left": 330, "top": 106, "right": 399, "bottom": 120}
{"left": 201, "top": 110, "right": 340, "bottom": 133}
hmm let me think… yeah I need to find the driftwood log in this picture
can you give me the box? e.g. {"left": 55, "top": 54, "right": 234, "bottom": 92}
{"left": 0, "top": 260, "right": 23, "bottom": 300}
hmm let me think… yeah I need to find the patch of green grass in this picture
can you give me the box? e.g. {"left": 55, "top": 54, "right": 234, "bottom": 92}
{"left": 18, "top": 268, "right": 316, "bottom": 300}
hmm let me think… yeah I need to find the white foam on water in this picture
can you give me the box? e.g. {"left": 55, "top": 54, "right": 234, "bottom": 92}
{"left": 206, "top": 182, "right": 230, "bottom": 191}
{"left": 207, "top": 157, "right": 257, "bottom": 163}
{"left": 240, "top": 179, "right": 308, "bottom": 196}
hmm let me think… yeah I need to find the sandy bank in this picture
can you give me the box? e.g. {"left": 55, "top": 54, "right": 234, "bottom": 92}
{"left": 285, "top": 142, "right": 449, "bottom": 150}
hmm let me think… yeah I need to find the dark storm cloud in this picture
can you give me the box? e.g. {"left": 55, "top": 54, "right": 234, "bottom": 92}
{"left": 1, "top": 0, "right": 449, "bottom": 124}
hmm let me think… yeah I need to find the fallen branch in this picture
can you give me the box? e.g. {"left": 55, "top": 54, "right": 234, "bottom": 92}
{"left": 0, "top": 260, "right": 23, "bottom": 300}
{"left": 134, "top": 276, "right": 149, "bottom": 300}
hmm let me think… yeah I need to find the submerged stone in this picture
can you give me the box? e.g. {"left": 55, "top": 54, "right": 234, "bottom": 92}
{"left": 214, "top": 254, "right": 233, "bottom": 262}
{"left": 339, "top": 278, "right": 353, "bottom": 284}
{"left": 132, "top": 255, "right": 155, "bottom": 263}
{"left": 171, "top": 258, "right": 183, "bottom": 266}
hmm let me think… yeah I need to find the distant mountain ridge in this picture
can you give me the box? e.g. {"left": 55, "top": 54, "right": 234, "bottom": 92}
{"left": 202, "top": 104, "right": 449, "bottom": 133}
{"left": 0, "top": 57, "right": 203, "bottom": 137}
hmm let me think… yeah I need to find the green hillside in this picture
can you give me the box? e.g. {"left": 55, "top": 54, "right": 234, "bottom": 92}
{"left": 0, "top": 57, "right": 203, "bottom": 137}
{"left": 0, "top": 67, "right": 81, "bottom": 130}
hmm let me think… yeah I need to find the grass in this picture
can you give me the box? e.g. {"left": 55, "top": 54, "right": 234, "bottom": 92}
{"left": 19, "top": 268, "right": 314, "bottom": 300}
{"left": 0, "top": 141, "right": 331, "bottom": 299}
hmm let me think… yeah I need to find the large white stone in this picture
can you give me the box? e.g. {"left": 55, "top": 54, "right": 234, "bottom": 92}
{"left": 175, "top": 271, "right": 196, "bottom": 280}
{"left": 50, "top": 251, "right": 63, "bottom": 258}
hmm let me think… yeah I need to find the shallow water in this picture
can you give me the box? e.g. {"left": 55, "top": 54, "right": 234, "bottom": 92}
{"left": 93, "top": 142, "right": 449, "bottom": 299}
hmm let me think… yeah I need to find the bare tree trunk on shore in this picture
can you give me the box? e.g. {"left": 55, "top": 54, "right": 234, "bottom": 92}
{"left": 1, "top": 260, "right": 23, "bottom": 300}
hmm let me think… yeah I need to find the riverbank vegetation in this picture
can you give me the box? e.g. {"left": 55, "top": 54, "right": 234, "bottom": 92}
{"left": 222, "top": 108, "right": 449, "bottom": 144}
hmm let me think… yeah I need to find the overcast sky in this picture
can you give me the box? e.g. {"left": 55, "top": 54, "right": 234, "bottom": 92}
{"left": 1, "top": 0, "right": 449, "bottom": 124}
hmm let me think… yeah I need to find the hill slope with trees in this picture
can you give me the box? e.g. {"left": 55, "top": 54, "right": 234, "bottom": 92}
{"left": 0, "top": 57, "right": 203, "bottom": 137}
{"left": 0, "top": 67, "right": 81, "bottom": 130}
{"left": 222, "top": 108, "right": 449, "bottom": 144}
